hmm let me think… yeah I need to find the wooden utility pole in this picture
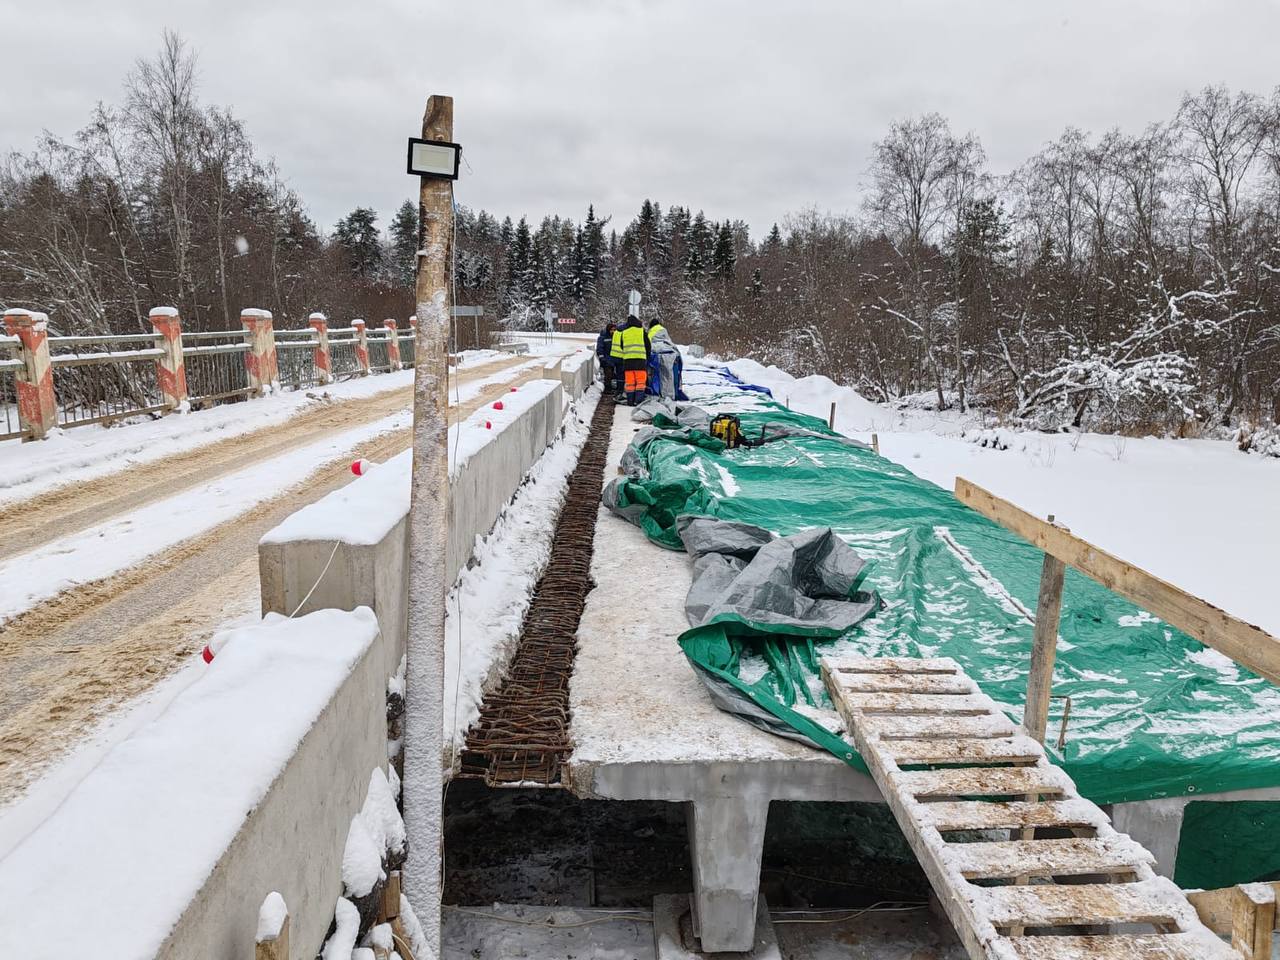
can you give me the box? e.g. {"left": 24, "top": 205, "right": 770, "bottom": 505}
{"left": 403, "top": 93, "right": 453, "bottom": 957}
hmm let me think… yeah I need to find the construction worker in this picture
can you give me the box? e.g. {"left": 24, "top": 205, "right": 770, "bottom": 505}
{"left": 647, "top": 318, "right": 667, "bottom": 340}
{"left": 620, "top": 314, "right": 650, "bottom": 405}
{"left": 596, "top": 322, "right": 619, "bottom": 394}
{"left": 610, "top": 322, "right": 626, "bottom": 401}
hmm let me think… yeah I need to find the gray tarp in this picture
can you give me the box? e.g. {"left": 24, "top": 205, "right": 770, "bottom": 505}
{"left": 676, "top": 516, "right": 880, "bottom": 634}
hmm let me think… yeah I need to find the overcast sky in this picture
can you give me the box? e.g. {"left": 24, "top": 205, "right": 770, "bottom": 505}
{"left": 4, "top": 0, "right": 1280, "bottom": 238}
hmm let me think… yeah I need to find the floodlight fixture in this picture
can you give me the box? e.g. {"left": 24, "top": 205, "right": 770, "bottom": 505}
{"left": 406, "top": 138, "right": 461, "bottom": 180}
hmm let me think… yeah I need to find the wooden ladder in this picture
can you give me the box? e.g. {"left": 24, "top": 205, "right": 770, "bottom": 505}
{"left": 820, "top": 654, "right": 1241, "bottom": 960}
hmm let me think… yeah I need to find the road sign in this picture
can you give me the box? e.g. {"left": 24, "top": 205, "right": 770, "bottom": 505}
{"left": 451, "top": 305, "right": 484, "bottom": 317}
{"left": 628, "top": 289, "right": 641, "bottom": 318}
{"left": 557, "top": 317, "right": 577, "bottom": 325}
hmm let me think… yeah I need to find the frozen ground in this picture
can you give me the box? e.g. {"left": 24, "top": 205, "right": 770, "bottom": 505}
{"left": 727, "top": 357, "right": 1280, "bottom": 638}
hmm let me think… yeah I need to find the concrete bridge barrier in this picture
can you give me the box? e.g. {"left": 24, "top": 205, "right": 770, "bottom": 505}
{"left": 258, "top": 378, "right": 569, "bottom": 678}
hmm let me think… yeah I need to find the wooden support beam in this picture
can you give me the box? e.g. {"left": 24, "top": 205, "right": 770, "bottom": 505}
{"left": 828, "top": 401, "right": 836, "bottom": 429}
{"left": 955, "top": 477, "right": 1280, "bottom": 688}
{"left": 871, "top": 432, "right": 880, "bottom": 455}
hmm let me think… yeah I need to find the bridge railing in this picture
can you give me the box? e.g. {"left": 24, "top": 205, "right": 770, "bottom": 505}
{"left": 0, "top": 306, "right": 419, "bottom": 443}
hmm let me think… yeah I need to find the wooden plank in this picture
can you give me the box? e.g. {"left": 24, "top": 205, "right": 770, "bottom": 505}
{"left": 840, "top": 692, "right": 993, "bottom": 715}
{"left": 862, "top": 713, "right": 1016, "bottom": 740}
{"left": 833, "top": 673, "right": 976, "bottom": 695}
{"left": 825, "top": 656, "right": 960, "bottom": 675}
{"left": 1005, "top": 933, "right": 1236, "bottom": 959}
{"left": 886, "top": 736, "right": 1042, "bottom": 766}
{"left": 1232, "top": 883, "right": 1276, "bottom": 960}
{"left": 955, "top": 477, "right": 1280, "bottom": 688}
{"left": 894, "top": 766, "right": 1069, "bottom": 799}
{"left": 921, "top": 799, "right": 1105, "bottom": 832}
{"left": 946, "top": 837, "right": 1152, "bottom": 880}
{"left": 1025, "top": 552, "right": 1066, "bottom": 743}
{"left": 981, "top": 880, "right": 1185, "bottom": 928}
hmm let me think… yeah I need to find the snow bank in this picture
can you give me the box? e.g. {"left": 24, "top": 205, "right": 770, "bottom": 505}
{"left": 0, "top": 608, "right": 378, "bottom": 959}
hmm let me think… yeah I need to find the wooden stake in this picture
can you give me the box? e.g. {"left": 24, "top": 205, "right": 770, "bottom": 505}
{"left": 1025, "top": 543, "right": 1066, "bottom": 743}
{"left": 827, "top": 401, "right": 836, "bottom": 429}
{"left": 380, "top": 870, "right": 403, "bottom": 924}
{"left": 871, "top": 432, "right": 880, "bottom": 455}
{"left": 403, "top": 93, "right": 453, "bottom": 958}
{"left": 255, "top": 914, "right": 289, "bottom": 960}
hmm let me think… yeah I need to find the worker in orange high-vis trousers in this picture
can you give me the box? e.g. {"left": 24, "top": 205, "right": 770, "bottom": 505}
{"left": 619, "top": 315, "right": 650, "bottom": 405}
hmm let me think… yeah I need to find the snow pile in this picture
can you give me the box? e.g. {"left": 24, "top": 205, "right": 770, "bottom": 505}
{"left": 0, "top": 608, "right": 379, "bottom": 958}
{"left": 321, "top": 898, "right": 361, "bottom": 960}
{"left": 256, "top": 891, "right": 288, "bottom": 943}
{"left": 342, "top": 814, "right": 384, "bottom": 898}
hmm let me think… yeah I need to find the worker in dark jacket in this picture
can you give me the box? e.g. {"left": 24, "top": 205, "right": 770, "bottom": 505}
{"left": 619, "top": 315, "right": 650, "bottom": 405}
{"left": 595, "top": 322, "right": 619, "bottom": 393}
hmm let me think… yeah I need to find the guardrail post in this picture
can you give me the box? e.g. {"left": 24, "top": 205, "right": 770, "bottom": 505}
{"left": 384, "top": 318, "right": 402, "bottom": 370}
{"left": 240, "top": 308, "right": 278, "bottom": 396}
{"left": 309, "top": 312, "right": 332, "bottom": 385}
{"left": 3, "top": 308, "right": 57, "bottom": 440}
{"left": 352, "top": 319, "right": 370, "bottom": 375}
{"left": 149, "top": 307, "right": 188, "bottom": 411}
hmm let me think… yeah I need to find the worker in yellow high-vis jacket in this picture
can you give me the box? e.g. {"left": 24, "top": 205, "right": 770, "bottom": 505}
{"left": 619, "top": 315, "right": 650, "bottom": 405}
{"left": 609, "top": 324, "right": 626, "bottom": 401}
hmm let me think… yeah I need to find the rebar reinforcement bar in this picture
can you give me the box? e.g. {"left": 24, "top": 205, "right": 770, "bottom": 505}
{"left": 457, "top": 392, "right": 615, "bottom": 786}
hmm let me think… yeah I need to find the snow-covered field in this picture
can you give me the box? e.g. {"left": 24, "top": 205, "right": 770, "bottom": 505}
{"left": 727, "top": 357, "right": 1280, "bottom": 638}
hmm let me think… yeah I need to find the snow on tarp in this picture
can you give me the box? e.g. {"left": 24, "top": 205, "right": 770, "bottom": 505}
{"left": 261, "top": 378, "right": 563, "bottom": 547}
{"left": 607, "top": 363, "right": 1280, "bottom": 814}
{"left": 0, "top": 608, "right": 378, "bottom": 959}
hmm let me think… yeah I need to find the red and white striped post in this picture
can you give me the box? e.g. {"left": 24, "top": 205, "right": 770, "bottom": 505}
{"left": 241, "top": 308, "right": 278, "bottom": 396}
{"left": 384, "top": 318, "right": 402, "bottom": 370}
{"left": 149, "top": 307, "right": 188, "bottom": 411}
{"left": 309, "top": 312, "right": 332, "bottom": 385}
{"left": 3, "top": 308, "right": 57, "bottom": 440}
{"left": 352, "top": 319, "right": 370, "bottom": 375}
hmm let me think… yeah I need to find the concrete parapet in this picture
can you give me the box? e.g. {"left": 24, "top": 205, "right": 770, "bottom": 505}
{"left": 0, "top": 609, "right": 385, "bottom": 960}
{"left": 3, "top": 308, "right": 56, "bottom": 439}
{"left": 309, "top": 313, "right": 332, "bottom": 385}
{"left": 558, "top": 351, "right": 595, "bottom": 399}
{"left": 241, "top": 308, "right": 278, "bottom": 395}
{"left": 259, "top": 380, "right": 567, "bottom": 677}
{"left": 384, "top": 319, "right": 402, "bottom": 371}
{"left": 494, "top": 340, "right": 530, "bottom": 355}
{"left": 150, "top": 307, "right": 188, "bottom": 410}
{"left": 352, "top": 319, "right": 371, "bottom": 374}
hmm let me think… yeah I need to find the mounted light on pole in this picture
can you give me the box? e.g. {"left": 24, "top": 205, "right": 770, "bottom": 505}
{"left": 406, "top": 137, "right": 461, "bottom": 180}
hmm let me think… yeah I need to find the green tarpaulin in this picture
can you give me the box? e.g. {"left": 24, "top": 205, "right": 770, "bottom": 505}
{"left": 606, "top": 368, "right": 1280, "bottom": 884}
